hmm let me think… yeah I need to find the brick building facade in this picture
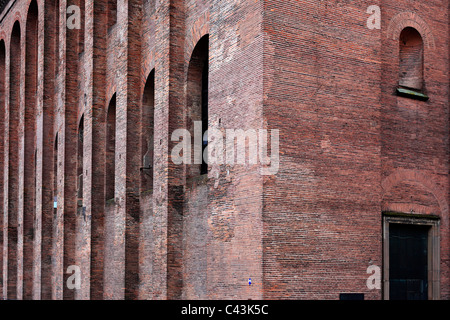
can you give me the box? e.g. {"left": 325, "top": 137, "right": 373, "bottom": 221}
{"left": 0, "top": 0, "right": 449, "bottom": 300}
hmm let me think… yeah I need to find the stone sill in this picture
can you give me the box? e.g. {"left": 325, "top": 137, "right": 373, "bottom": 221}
{"left": 396, "top": 87, "right": 429, "bottom": 101}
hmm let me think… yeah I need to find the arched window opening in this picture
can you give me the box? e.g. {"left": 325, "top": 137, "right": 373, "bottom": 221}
{"left": 398, "top": 27, "right": 425, "bottom": 95}
{"left": 141, "top": 70, "right": 155, "bottom": 192}
{"left": 186, "top": 35, "right": 209, "bottom": 178}
{"left": 22, "top": 1, "right": 39, "bottom": 300}
{"left": 7, "top": 21, "right": 21, "bottom": 299}
{"left": 105, "top": 94, "right": 116, "bottom": 201}
{"left": 201, "top": 57, "right": 209, "bottom": 175}
{"left": 77, "top": 116, "right": 84, "bottom": 206}
{"left": 54, "top": 135, "right": 58, "bottom": 212}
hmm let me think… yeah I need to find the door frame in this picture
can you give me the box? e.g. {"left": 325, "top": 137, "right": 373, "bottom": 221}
{"left": 382, "top": 212, "right": 440, "bottom": 300}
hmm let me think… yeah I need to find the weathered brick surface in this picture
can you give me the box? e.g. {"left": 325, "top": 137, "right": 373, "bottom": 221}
{"left": 0, "top": 39, "right": 5, "bottom": 301}
{"left": 263, "top": 0, "right": 449, "bottom": 300}
{"left": 0, "top": 0, "right": 448, "bottom": 300}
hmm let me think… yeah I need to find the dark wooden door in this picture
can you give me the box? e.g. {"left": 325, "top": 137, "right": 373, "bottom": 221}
{"left": 389, "top": 223, "right": 429, "bottom": 300}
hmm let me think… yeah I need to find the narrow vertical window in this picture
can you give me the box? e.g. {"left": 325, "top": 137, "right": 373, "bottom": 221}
{"left": 77, "top": 116, "right": 84, "bottom": 206}
{"left": 201, "top": 56, "right": 209, "bottom": 175}
{"left": 141, "top": 71, "right": 154, "bottom": 192}
{"left": 397, "top": 27, "right": 426, "bottom": 100}
{"left": 105, "top": 94, "right": 116, "bottom": 201}
{"left": 8, "top": 21, "right": 21, "bottom": 300}
{"left": 182, "top": 35, "right": 209, "bottom": 299}
{"left": 54, "top": 135, "right": 58, "bottom": 213}
{"left": 186, "top": 35, "right": 209, "bottom": 178}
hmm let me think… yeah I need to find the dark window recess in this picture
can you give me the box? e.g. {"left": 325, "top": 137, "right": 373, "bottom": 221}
{"left": 105, "top": 95, "right": 116, "bottom": 201}
{"left": 77, "top": 116, "right": 84, "bottom": 208}
{"left": 397, "top": 27, "right": 428, "bottom": 101}
{"left": 389, "top": 224, "right": 429, "bottom": 300}
{"left": 339, "top": 293, "right": 364, "bottom": 300}
{"left": 140, "top": 70, "right": 155, "bottom": 192}
{"left": 200, "top": 57, "right": 209, "bottom": 175}
{"left": 186, "top": 34, "right": 209, "bottom": 179}
{"left": 53, "top": 136, "right": 58, "bottom": 212}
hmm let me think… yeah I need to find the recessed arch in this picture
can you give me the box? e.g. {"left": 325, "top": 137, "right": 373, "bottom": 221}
{"left": 182, "top": 34, "right": 210, "bottom": 300}
{"left": 398, "top": 27, "right": 424, "bottom": 91}
{"left": 53, "top": 132, "right": 58, "bottom": 223}
{"left": 7, "top": 20, "right": 21, "bottom": 300}
{"left": 186, "top": 34, "right": 209, "bottom": 178}
{"left": 387, "top": 12, "right": 435, "bottom": 50}
{"left": 141, "top": 69, "right": 155, "bottom": 192}
{"left": 77, "top": 114, "right": 84, "bottom": 204}
{"left": 381, "top": 169, "right": 449, "bottom": 219}
{"left": 184, "top": 13, "right": 210, "bottom": 64}
{"left": 23, "top": 0, "right": 39, "bottom": 300}
{"left": 105, "top": 94, "right": 116, "bottom": 201}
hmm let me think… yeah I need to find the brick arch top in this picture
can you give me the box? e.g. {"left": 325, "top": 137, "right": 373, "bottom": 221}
{"left": 106, "top": 82, "right": 116, "bottom": 106}
{"left": 8, "top": 19, "right": 21, "bottom": 49}
{"left": 386, "top": 12, "right": 436, "bottom": 50}
{"left": 142, "top": 60, "right": 155, "bottom": 91}
{"left": 185, "top": 11, "right": 210, "bottom": 64}
{"left": 0, "top": 32, "right": 6, "bottom": 45}
{"left": 24, "top": 0, "right": 40, "bottom": 22}
{"left": 381, "top": 168, "right": 448, "bottom": 217}
{"left": 106, "top": 92, "right": 116, "bottom": 111}
{"left": 77, "top": 113, "right": 84, "bottom": 133}
{"left": 11, "top": 11, "right": 23, "bottom": 30}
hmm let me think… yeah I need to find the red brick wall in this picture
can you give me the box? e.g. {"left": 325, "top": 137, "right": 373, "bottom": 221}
{"left": 263, "top": 0, "right": 449, "bottom": 300}
{"left": 263, "top": 0, "right": 383, "bottom": 299}
{"left": 0, "top": 39, "right": 5, "bottom": 301}
{"left": 0, "top": 0, "right": 448, "bottom": 300}
{"left": 380, "top": 0, "right": 450, "bottom": 299}
{"left": 206, "top": 0, "right": 265, "bottom": 299}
